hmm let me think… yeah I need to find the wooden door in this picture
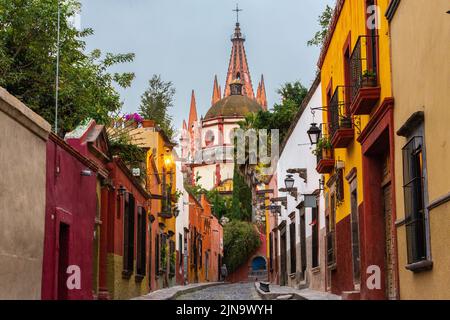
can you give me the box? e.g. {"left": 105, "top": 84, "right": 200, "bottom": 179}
{"left": 280, "top": 230, "right": 287, "bottom": 286}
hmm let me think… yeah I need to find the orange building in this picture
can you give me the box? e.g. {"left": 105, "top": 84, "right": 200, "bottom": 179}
{"left": 187, "top": 192, "right": 223, "bottom": 284}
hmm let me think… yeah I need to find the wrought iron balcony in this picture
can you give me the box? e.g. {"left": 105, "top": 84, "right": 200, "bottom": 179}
{"left": 349, "top": 35, "right": 381, "bottom": 115}
{"left": 315, "top": 126, "right": 335, "bottom": 174}
{"left": 329, "top": 86, "right": 355, "bottom": 148}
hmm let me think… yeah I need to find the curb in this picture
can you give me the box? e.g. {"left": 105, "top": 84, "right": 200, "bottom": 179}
{"left": 254, "top": 282, "right": 306, "bottom": 300}
{"left": 134, "top": 282, "right": 229, "bottom": 300}
{"left": 254, "top": 282, "right": 342, "bottom": 300}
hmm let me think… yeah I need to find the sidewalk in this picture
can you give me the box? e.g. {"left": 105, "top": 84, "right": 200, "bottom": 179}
{"left": 254, "top": 282, "right": 341, "bottom": 300}
{"left": 133, "top": 282, "right": 227, "bottom": 300}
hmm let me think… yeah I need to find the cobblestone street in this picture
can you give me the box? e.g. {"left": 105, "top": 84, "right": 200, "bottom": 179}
{"left": 176, "top": 283, "right": 262, "bottom": 300}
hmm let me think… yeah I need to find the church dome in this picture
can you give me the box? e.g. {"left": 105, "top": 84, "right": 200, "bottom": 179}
{"left": 204, "top": 95, "right": 263, "bottom": 120}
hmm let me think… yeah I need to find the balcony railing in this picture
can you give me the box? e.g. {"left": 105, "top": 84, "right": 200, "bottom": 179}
{"left": 350, "top": 35, "right": 379, "bottom": 102}
{"left": 328, "top": 86, "right": 352, "bottom": 138}
{"left": 315, "top": 125, "right": 335, "bottom": 174}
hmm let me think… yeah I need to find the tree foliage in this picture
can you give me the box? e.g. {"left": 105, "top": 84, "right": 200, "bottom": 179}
{"left": 206, "top": 189, "right": 232, "bottom": 220}
{"left": 242, "top": 81, "right": 308, "bottom": 143}
{"left": 307, "top": 4, "right": 333, "bottom": 47}
{"left": 0, "top": 0, "right": 135, "bottom": 135}
{"left": 230, "top": 166, "right": 253, "bottom": 221}
{"left": 139, "top": 74, "right": 176, "bottom": 138}
{"left": 223, "top": 220, "right": 261, "bottom": 273}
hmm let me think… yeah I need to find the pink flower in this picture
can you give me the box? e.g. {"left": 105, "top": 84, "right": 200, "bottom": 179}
{"left": 124, "top": 113, "right": 143, "bottom": 123}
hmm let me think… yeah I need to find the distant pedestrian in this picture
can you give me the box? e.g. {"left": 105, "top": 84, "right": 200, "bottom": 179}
{"left": 221, "top": 264, "right": 228, "bottom": 282}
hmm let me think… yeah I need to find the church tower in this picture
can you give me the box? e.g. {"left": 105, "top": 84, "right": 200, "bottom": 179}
{"left": 223, "top": 21, "right": 254, "bottom": 99}
{"left": 182, "top": 7, "right": 267, "bottom": 192}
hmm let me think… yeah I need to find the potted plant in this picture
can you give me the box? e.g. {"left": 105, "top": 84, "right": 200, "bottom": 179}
{"left": 339, "top": 116, "right": 352, "bottom": 129}
{"left": 362, "top": 70, "right": 377, "bottom": 87}
{"left": 142, "top": 119, "right": 155, "bottom": 128}
{"left": 312, "top": 136, "right": 333, "bottom": 158}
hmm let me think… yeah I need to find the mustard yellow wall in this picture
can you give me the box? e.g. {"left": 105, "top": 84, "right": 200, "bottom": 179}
{"left": 139, "top": 129, "right": 176, "bottom": 234}
{"left": 390, "top": 0, "right": 450, "bottom": 299}
{"left": 320, "top": 0, "right": 392, "bottom": 223}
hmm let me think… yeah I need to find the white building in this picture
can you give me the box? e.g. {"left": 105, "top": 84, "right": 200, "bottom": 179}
{"left": 270, "top": 77, "right": 327, "bottom": 291}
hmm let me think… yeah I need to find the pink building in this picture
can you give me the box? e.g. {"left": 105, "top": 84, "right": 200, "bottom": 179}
{"left": 42, "top": 133, "right": 99, "bottom": 299}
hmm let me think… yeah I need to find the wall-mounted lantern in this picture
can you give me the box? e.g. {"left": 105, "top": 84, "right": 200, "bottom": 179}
{"left": 307, "top": 123, "right": 321, "bottom": 145}
{"left": 284, "top": 174, "right": 295, "bottom": 189}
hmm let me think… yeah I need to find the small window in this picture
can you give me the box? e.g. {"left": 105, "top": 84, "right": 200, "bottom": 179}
{"left": 169, "top": 239, "right": 176, "bottom": 276}
{"left": 205, "top": 130, "right": 215, "bottom": 147}
{"left": 402, "top": 136, "right": 427, "bottom": 264}
{"left": 155, "top": 234, "right": 161, "bottom": 274}
{"left": 123, "top": 193, "right": 135, "bottom": 275}
{"left": 311, "top": 206, "right": 320, "bottom": 268}
{"left": 289, "top": 221, "right": 296, "bottom": 274}
{"left": 136, "top": 207, "right": 147, "bottom": 277}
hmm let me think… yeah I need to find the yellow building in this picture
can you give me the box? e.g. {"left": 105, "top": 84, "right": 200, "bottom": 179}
{"left": 388, "top": 0, "right": 450, "bottom": 299}
{"left": 315, "top": 0, "right": 395, "bottom": 299}
{"left": 130, "top": 120, "right": 178, "bottom": 289}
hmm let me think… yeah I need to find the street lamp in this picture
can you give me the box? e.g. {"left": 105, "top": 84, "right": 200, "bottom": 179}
{"left": 269, "top": 204, "right": 281, "bottom": 216}
{"left": 284, "top": 174, "right": 295, "bottom": 189}
{"left": 307, "top": 123, "right": 322, "bottom": 145}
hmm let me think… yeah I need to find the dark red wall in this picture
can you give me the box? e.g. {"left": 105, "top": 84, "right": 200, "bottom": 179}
{"left": 331, "top": 215, "right": 354, "bottom": 295}
{"left": 42, "top": 137, "right": 97, "bottom": 300}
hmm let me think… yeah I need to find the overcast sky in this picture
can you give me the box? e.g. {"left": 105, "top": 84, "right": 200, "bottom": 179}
{"left": 78, "top": 0, "right": 335, "bottom": 129}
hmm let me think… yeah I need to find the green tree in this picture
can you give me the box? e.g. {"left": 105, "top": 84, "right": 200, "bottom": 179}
{"left": 230, "top": 166, "right": 253, "bottom": 221}
{"left": 0, "top": 0, "right": 135, "bottom": 135}
{"left": 223, "top": 220, "right": 261, "bottom": 273}
{"left": 307, "top": 5, "right": 333, "bottom": 47}
{"left": 139, "top": 74, "right": 176, "bottom": 138}
{"left": 242, "top": 81, "right": 308, "bottom": 143}
{"left": 206, "top": 189, "right": 232, "bottom": 220}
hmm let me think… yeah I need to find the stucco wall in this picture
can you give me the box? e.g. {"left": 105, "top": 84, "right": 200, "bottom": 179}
{"left": 0, "top": 87, "right": 51, "bottom": 299}
{"left": 274, "top": 82, "right": 326, "bottom": 291}
{"left": 390, "top": 0, "right": 450, "bottom": 299}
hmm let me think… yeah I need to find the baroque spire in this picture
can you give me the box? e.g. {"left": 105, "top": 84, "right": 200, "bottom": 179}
{"left": 224, "top": 18, "right": 255, "bottom": 99}
{"left": 188, "top": 90, "right": 198, "bottom": 130}
{"left": 257, "top": 74, "right": 268, "bottom": 110}
{"left": 211, "top": 75, "right": 221, "bottom": 105}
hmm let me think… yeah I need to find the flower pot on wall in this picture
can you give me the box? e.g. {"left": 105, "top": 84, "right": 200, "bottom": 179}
{"left": 362, "top": 77, "right": 377, "bottom": 87}
{"left": 142, "top": 119, "right": 155, "bottom": 128}
{"left": 340, "top": 117, "right": 352, "bottom": 128}
{"left": 323, "top": 148, "right": 333, "bottom": 159}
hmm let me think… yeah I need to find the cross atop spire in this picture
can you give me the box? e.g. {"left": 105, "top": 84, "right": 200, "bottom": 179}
{"left": 233, "top": 4, "right": 243, "bottom": 24}
{"left": 224, "top": 5, "right": 254, "bottom": 99}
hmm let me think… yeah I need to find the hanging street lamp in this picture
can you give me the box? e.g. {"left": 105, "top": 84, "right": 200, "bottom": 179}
{"left": 307, "top": 123, "right": 322, "bottom": 145}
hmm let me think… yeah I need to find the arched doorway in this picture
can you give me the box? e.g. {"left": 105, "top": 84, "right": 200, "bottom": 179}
{"left": 251, "top": 256, "right": 267, "bottom": 271}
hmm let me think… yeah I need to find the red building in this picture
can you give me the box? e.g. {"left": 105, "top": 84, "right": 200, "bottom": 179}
{"left": 42, "top": 133, "right": 99, "bottom": 300}
{"left": 66, "top": 120, "right": 153, "bottom": 299}
{"left": 103, "top": 157, "right": 152, "bottom": 299}
{"left": 65, "top": 120, "right": 111, "bottom": 299}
